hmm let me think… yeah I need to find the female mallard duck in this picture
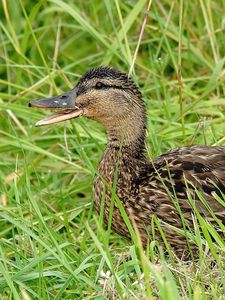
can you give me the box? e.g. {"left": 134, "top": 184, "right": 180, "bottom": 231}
{"left": 29, "top": 66, "right": 225, "bottom": 255}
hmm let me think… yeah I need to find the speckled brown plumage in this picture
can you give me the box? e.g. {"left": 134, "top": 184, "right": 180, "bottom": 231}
{"left": 30, "top": 66, "right": 225, "bottom": 256}
{"left": 94, "top": 144, "right": 225, "bottom": 254}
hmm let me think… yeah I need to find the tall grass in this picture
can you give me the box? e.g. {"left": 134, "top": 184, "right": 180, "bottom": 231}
{"left": 0, "top": 0, "right": 225, "bottom": 299}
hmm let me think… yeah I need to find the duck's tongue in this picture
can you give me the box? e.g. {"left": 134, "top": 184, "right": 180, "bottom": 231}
{"left": 28, "top": 88, "right": 83, "bottom": 126}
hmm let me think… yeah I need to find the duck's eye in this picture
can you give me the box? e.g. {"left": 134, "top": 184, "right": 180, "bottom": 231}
{"left": 95, "top": 82, "right": 104, "bottom": 89}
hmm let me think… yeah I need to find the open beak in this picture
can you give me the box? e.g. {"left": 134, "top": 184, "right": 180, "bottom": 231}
{"left": 28, "top": 88, "right": 83, "bottom": 126}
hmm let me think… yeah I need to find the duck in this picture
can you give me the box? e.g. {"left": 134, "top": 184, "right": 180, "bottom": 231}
{"left": 29, "top": 66, "right": 225, "bottom": 256}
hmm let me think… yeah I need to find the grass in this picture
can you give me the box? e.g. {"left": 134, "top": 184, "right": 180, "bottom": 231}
{"left": 0, "top": 0, "right": 225, "bottom": 299}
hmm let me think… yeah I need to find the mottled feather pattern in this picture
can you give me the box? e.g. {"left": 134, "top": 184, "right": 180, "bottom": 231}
{"left": 33, "top": 65, "right": 225, "bottom": 256}
{"left": 74, "top": 67, "right": 225, "bottom": 256}
{"left": 94, "top": 143, "right": 225, "bottom": 255}
{"left": 77, "top": 66, "right": 142, "bottom": 97}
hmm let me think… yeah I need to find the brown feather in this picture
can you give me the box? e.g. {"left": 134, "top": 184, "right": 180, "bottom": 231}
{"left": 31, "top": 66, "right": 225, "bottom": 257}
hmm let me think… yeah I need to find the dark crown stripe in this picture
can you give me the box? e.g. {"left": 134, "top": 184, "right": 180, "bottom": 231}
{"left": 77, "top": 66, "right": 142, "bottom": 97}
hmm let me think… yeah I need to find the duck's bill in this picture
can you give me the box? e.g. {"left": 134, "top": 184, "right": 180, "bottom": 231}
{"left": 33, "top": 109, "right": 83, "bottom": 126}
{"left": 28, "top": 88, "right": 83, "bottom": 126}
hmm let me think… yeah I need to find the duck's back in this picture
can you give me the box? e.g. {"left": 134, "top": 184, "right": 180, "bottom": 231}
{"left": 149, "top": 145, "right": 225, "bottom": 203}
{"left": 125, "top": 146, "right": 225, "bottom": 244}
{"left": 95, "top": 145, "right": 225, "bottom": 253}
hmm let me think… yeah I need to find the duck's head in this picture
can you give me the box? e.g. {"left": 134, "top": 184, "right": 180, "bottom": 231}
{"left": 29, "top": 66, "right": 146, "bottom": 145}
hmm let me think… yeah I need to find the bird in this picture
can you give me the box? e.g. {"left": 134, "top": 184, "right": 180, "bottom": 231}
{"left": 29, "top": 66, "right": 225, "bottom": 256}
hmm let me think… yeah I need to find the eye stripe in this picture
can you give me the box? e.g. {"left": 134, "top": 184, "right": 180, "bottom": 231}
{"left": 77, "top": 86, "right": 87, "bottom": 96}
{"left": 77, "top": 83, "right": 130, "bottom": 96}
{"left": 95, "top": 82, "right": 104, "bottom": 89}
{"left": 94, "top": 83, "right": 125, "bottom": 90}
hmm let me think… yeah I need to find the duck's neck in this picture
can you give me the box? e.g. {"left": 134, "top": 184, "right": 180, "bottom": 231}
{"left": 106, "top": 109, "right": 147, "bottom": 159}
{"left": 95, "top": 108, "right": 147, "bottom": 213}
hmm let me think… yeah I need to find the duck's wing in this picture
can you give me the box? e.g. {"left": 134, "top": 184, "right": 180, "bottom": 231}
{"left": 154, "top": 145, "right": 225, "bottom": 199}
{"left": 132, "top": 145, "right": 225, "bottom": 226}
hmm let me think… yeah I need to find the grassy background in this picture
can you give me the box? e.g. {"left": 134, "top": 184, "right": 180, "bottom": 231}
{"left": 0, "top": 0, "right": 225, "bottom": 299}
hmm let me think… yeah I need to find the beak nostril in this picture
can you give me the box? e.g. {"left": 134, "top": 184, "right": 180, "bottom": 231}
{"left": 28, "top": 87, "right": 77, "bottom": 111}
